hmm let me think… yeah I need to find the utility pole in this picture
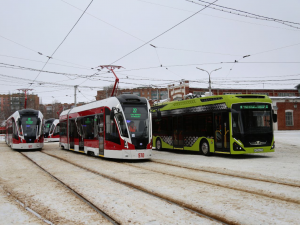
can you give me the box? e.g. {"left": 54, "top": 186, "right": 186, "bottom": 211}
{"left": 74, "top": 85, "right": 78, "bottom": 107}
{"left": 17, "top": 89, "right": 33, "bottom": 109}
{"left": 196, "top": 67, "right": 222, "bottom": 96}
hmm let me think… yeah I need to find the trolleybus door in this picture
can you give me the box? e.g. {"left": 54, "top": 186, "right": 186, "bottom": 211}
{"left": 214, "top": 112, "right": 230, "bottom": 152}
{"left": 173, "top": 115, "right": 184, "bottom": 149}
{"left": 98, "top": 114, "right": 104, "bottom": 156}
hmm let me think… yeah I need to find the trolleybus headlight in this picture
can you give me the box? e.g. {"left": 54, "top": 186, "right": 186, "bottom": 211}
{"left": 233, "top": 142, "right": 245, "bottom": 151}
{"left": 271, "top": 141, "right": 275, "bottom": 149}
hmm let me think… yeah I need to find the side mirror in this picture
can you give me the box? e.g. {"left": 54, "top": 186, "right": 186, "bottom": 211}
{"left": 157, "top": 110, "right": 161, "bottom": 120}
{"left": 110, "top": 108, "right": 115, "bottom": 120}
{"left": 273, "top": 114, "right": 277, "bottom": 123}
{"left": 18, "top": 119, "right": 22, "bottom": 126}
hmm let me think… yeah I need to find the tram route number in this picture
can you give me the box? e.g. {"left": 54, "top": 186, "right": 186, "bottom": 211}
{"left": 138, "top": 153, "right": 144, "bottom": 158}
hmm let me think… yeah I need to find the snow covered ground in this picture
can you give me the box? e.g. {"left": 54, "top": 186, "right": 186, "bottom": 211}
{"left": 0, "top": 130, "right": 299, "bottom": 224}
{"left": 274, "top": 130, "right": 300, "bottom": 146}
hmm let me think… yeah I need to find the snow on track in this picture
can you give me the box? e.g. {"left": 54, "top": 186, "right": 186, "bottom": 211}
{"left": 0, "top": 143, "right": 112, "bottom": 225}
{"left": 0, "top": 186, "right": 44, "bottom": 225}
{"left": 24, "top": 151, "right": 218, "bottom": 225}
{"left": 43, "top": 147, "right": 300, "bottom": 225}
{"left": 126, "top": 161, "right": 300, "bottom": 204}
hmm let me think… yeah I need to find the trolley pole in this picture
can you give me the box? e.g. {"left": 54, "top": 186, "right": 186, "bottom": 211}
{"left": 17, "top": 89, "right": 33, "bottom": 109}
{"left": 98, "top": 65, "right": 123, "bottom": 97}
{"left": 74, "top": 85, "right": 78, "bottom": 107}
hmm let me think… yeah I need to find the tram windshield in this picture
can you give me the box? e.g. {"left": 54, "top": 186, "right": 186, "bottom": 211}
{"left": 232, "top": 103, "right": 272, "bottom": 136}
{"left": 121, "top": 105, "right": 149, "bottom": 139}
{"left": 44, "top": 121, "right": 52, "bottom": 134}
{"left": 21, "top": 116, "right": 39, "bottom": 137}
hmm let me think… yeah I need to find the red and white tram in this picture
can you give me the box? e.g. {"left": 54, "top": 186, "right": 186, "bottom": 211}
{"left": 59, "top": 94, "right": 152, "bottom": 159}
{"left": 44, "top": 118, "right": 60, "bottom": 142}
{"left": 5, "top": 109, "right": 44, "bottom": 150}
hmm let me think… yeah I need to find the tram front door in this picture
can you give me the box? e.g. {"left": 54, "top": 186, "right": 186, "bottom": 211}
{"left": 214, "top": 112, "right": 230, "bottom": 152}
{"left": 69, "top": 119, "right": 76, "bottom": 150}
{"left": 98, "top": 114, "right": 104, "bottom": 156}
{"left": 173, "top": 116, "right": 183, "bottom": 149}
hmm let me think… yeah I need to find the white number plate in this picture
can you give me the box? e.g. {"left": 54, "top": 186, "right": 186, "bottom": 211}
{"left": 254, "top": 148, "right": 263, "bottom": 152}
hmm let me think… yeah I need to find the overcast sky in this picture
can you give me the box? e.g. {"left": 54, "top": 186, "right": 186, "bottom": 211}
{"left": 0, "top": 0, "right": 299, "bottom": 104}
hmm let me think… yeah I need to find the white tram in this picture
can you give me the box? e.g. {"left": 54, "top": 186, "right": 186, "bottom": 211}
{"left": 44, "top": 118, "right": 60, "bottom": 142}
{"left": 5, "top": 109, "right": 44, "bottom": 150}
{"left": 59, "top": 94, "right": 152, "bottom": 159}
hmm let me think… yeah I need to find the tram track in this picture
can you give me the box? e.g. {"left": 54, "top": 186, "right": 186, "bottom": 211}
{"left": 151, "top": 158, "right": 300, "bottom": 188}
{"left": 40, "top": 148, "right": 300, "bottom": 225}
{"left": 37, "top": 150, "right": 228, "bottom": 225}
{"left": 20, "top": 152, "right": 118, "bottom": 225}
{"left": 122, "top": 159, "right": 300, "bottom": 205}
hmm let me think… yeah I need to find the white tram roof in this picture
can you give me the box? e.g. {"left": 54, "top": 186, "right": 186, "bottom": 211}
{"left": 60, "top": 97, "right": 120, "bottom": 117}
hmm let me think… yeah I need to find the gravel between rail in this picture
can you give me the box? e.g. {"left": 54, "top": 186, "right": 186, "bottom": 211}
{"left": 42, "top": 143, "right": 300, "bottom": 225}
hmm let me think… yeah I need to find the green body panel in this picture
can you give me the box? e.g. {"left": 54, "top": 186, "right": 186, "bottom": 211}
{"left": 152, "top": 94, "right": 275, "bottom": 155}
{"left": 152, "top": 94, "right": 272, "bottom": 112}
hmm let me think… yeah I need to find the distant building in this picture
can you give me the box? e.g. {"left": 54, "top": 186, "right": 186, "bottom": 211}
{"left": 167, "top": 80, "right": 299, "bottom": 101}
{"left": 0, "top": 93, "right": 39, "bottom": 122}
{"left": 271, "top": 97, "right": 300, "bottom": 130}
{"left": 166, "top": 80, "right": 300, "bottom": 130}
{"left": 96, "top": 86, "right": 168, "bottom": 102}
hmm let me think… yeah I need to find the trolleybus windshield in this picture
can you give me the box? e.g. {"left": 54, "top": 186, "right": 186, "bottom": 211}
{"left": 232, "top": 103, "right": 272, "bottom": 135}
{"left": 122, "top": 106, "right": 149, "bottom": 138}
{"left": 21, "top": 116, "right": 38, "bottom": 137}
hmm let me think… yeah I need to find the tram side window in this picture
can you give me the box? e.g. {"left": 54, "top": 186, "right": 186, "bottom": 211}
{"left": 12, "top": 120, "right": 18, "bottom": 139}
{"left": 49, "top": 124, "right": 55, "bottom": 134}
{"left": 60, "top": 121, "right": 67, "bottom": 137}
{"left": 54, "top": 125, "right": 60, "bottom": 136}
{"left": 82, "top": 116, "right": 95, "bottom": 139}
{"left": 115, "top": 112, "right": 129, "bottom": 138}
{"left": 105, "top": 108, "right": 121, "bottom": 145}
{"left": 70, "top": 119, "right": 78, "bottom": 138}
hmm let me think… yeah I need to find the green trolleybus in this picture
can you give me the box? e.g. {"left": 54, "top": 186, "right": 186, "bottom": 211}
{"left": 152, "top": 94, "right": 277, "bottom": 156}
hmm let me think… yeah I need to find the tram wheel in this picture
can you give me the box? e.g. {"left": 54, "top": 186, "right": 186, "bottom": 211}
{"left": 200, "top": 140, "right": 211, "bottom": 156}
{"left": 156, "top": 138, "right": 162, "bottom": 151}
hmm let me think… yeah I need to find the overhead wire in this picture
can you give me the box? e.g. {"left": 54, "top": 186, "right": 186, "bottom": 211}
{"left": 187, "top": 0, "right": 300, "bottom": 29}
{"left": 30, "top": 0, "right": 94, "bottom": 85}
{"left": 194, "top": 0, "right": 300, "bottom": 26}
{"left": 0, "top": 36, "right": 92, "bottom": 69}
{"left": 0, "top": 54, "right": 93, "bottom": 70}
{"left": 137, "top": 0, "right": 299, "bottom": 32}
{"left": 109, "top": 0, "right": 218, "bottom": 65}
{"left": 61, "top": 0, "right": 145, "bottom": 42}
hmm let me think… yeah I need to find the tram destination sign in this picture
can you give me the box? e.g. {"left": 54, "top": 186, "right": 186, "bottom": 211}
{"left": 130, "top": 108, "right": 141, "bottom": 118}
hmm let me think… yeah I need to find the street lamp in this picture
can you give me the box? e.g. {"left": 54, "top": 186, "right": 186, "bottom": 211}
{"left": 196, "top": 67, "right": 222, "bottom": 96}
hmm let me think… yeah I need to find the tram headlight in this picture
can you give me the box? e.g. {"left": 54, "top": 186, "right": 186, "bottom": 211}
{"left": 233, "top": 142, "right": 245, "bottom": 151}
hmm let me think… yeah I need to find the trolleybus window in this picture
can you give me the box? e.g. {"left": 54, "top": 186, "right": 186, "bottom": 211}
{"left": 232, "top": 103, "right": 272, "bottom": 135}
